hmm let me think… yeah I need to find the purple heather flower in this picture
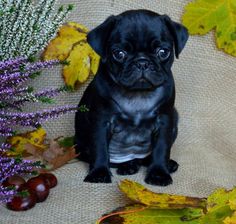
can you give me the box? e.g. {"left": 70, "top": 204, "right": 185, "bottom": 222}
{"left": 0, "top": 185, "right": 17, "bottom": 203}
{"left": 0, "top": 105, "right": 77, "bottom": 129}
{"left": 0, "top": 57, "right": 77, "bottom": 203}
{"left": 0, "top": 72, "right": 30, "bottom": 89}
{"left": 0, "top": 156, "right": 41, "bottom": 183}
{"left": 0, "top": 87, "right": 30, "bottom": 97}
{"left": 0, "top": 57, "right": 27, "bottom": 71}
{"left": 0, "top": 143, "right": 11, "bottom": 153}
{"left": 0, "top": 156, "right": 42, "bottom": 203}
{"left": 35, "top": 87, "right": 63, "bottom": 98}
{"left": 24, "top": 59, "right": 59, "bottom": 72}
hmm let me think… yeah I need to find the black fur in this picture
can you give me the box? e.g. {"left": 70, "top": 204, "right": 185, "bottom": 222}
{"left": 75, "top": 10, "right": 188, "bottom": 186}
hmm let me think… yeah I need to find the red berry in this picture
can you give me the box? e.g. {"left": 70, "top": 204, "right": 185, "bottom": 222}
{"left": 7, "top": 186, "right": 37, "bottom": 211}
{"left": 39, "top": 173, "right": 58, "bottom": 188}
{"left": 17, "top": 183, "right": 35, "bottom": 195}
{"left": 2, "top": 175, "right": 26, "bottom": 190}
{"left": 27, "top": 177, "right": 50, "bottom": 202}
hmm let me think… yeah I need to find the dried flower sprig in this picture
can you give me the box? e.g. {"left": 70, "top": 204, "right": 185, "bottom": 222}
{"left": 0, "top": 0, "right": 75, "bottom": 204}
{"left": 0, "top": 186, "right": 16, "bottom": 203}
{"left": 0, "top": 145, "right": 39, "bottom": 202}
{"left": 0, "top": 156, "right": 42, "bottom": 183}
{"left": 0, "top": 148, "right": 42, "bottom": 203}
{"left": 0, "top": 0, "right": 73, "bottom": 61}
{"left": 0, "top": 56, "right": 79, "bottom": 203}
{"left": 0, "top": 57, "right": 78, "bottom": 135}
{"left": 0, "top": 105, "right": 78, "bottom": 135}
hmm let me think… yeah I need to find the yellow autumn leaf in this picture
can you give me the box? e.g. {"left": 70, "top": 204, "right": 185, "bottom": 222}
{"left": 224, "top": 212, "right": 236, "bottom": 224}
{"left": 182, "top": 0, "right": 236, "bottom": 56}
{"left": 66, "top": 22, "right": 89, "bottom": 33}
{"left": 199, "top": 187, "right": 236, "bottom": 223}
{"left": 206, "top": 188, "right": 236, "bottom": 212}
{"left": 7, "top": 127, "right": 47, "bottom": 156}
{"left": 97, "top": 180, "right": 236, "bottom": 224}
{"left": 42, "top": 23, "right": 87, "bottom": 61}
{"left": 119, "top": 179, "right": 206, "bottom": 209}
{"left": 63, "top": 42, "right": 92, "bottom": 85}
{"left": 42, "top": 21, "right": 100, "bottom": 88}
{"left": 229, "top": 199, "right": 236, "bottom": 210}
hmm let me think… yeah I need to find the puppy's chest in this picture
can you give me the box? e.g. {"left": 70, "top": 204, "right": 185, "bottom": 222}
{"left": 111, "top": 87, "right": 165, "bottom": 120}
{"left": 108, "top": 92, "right": 162, "bottom": 163}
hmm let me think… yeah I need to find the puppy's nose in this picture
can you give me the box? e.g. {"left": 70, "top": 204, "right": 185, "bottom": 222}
{"left": 135, "top": 59, "right": 150, "bottom": 71}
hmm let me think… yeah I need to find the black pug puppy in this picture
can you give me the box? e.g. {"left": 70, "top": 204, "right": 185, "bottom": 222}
{"left": 75, "top": 9, "right": 188, "bottom": 186}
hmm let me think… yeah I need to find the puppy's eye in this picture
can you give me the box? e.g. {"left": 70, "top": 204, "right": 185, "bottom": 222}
{"left": 156, "top": 48, "right": 170, "bottom": 61}
{"left": 112, "top": 49, "right": 127, "bottom": 62}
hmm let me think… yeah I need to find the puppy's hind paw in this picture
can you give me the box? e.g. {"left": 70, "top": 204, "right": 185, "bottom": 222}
{"left": 84, "top": 167, "right": 112, "bottom": 183}
{"left": 116, "top": 160, "right": 140, "bottom": 175}
{"left": 145, "top": 167, "right": 172, "bottom": 186}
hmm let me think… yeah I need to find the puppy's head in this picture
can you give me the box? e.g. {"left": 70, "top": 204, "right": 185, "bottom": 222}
{"left": 87, "top": 10, "right": 188, "bottom": 91}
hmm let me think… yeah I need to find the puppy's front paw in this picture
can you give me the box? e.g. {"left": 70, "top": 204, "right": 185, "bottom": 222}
{"left": 84, "top": 167, "right": 111, "bottom": 183}
{"left": 168, "top": 159, "right": 179, "bottom": 173}
{"left": 145, "top": 166, "right": 172, "bottom": 186}
{"left": 117, "top": 160, "right": 140, "bottom": 175}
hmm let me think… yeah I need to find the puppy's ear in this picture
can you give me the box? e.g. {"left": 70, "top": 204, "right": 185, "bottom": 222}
{"left": 161, "top": 15, "right": 189, "bottom": 58}
{"left": 87, "top": 15, "right": 116, "bottom": 59}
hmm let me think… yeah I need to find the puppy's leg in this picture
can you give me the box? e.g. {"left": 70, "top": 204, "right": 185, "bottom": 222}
{"left": 142, "top": 156, "right": 178, "bottom": 173}
{"left": 168, "top": 108, "right": 179, "bottom": 173}
{"left": 145, "top": 111, "right": 177, "bottom": 186}
{"left": 84, "top": 120, "right": 112, "bottom": 183}
{"left": 116, "top": 159, "right": 141, "bottom": 175}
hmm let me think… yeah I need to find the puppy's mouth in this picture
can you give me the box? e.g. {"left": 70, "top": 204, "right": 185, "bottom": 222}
{"left": 128, "top": 76, "right": 165, "bottom": 91}
{"left": 129, "top": 78, "right": 153, "bottom": 90}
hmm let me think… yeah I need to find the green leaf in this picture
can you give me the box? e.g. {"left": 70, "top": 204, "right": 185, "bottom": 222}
{"left": 97, "top": 180, "right": 236, "bottom": 224}
{"left": 38, "top": 96, "right": 55, "bottom": 104}
{"left": 67, "top": 4, "right": 74, "bottom": 11}
{"left": 14, "top": 157, "right": 23, "bottom": 164}
{"left": 207, "top": 188, "right": 236, "bottom": 212}
{"left": 27, "top": 56, "right": 37, "bottom": 62}
{"left": 79, "top": 105, "right": 89, "bottom": 112}
{"left": 27, "top": 87, "right": 34, "bottom": 93}
{"left": 60, "top": 60, "right": 71, "bottom": 66}
{"left": 9, "top": 7, "right": 15, "bottom": 13}
{"left": 58, "top": 6, "right": 64, "bottom": 12}
{"left": 17, "top": 190, "right": 30, "bottom": 198}
{"left": 29, "top": 71, "right": 41, "bottom": 79}
{"left": 9, "top": 147, "right": 16, "bottom": 152}
{"left": 182, "top": 0, "right": 236, "bottom": 57}
{"left": 59, "top": 85, "right": 74, "bottom": 92}
{"left": 200, "top": 205, "right": 233, "bottom": 224}
{"left": 98, "top": 204, "right": 203, "bottom": 224}
{"left": 199, "top": 187, "right": 236, "bottom": 224}
{"left": 31, "top": 170, "right": 39, "bottom": 176}
{"left": 58, "top": 136, "right": 75, "bottom": 147}
{"left": 32, "top": 161, "right": 44, "bottom": 167}
{"left": 5, "top": 185, "right": 16, "bottom": 191}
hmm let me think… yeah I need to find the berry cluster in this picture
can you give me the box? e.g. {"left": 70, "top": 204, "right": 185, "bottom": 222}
{"left": 3, "top": 173, "right": 58, "bottom": 211}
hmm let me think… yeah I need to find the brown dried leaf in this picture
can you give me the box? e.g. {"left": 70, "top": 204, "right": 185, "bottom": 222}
{"left": 44, "top": 147, "right": 78, "bottom": 171}
{"left": 16, "top": 134, "right": 78, "bottom": 171}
